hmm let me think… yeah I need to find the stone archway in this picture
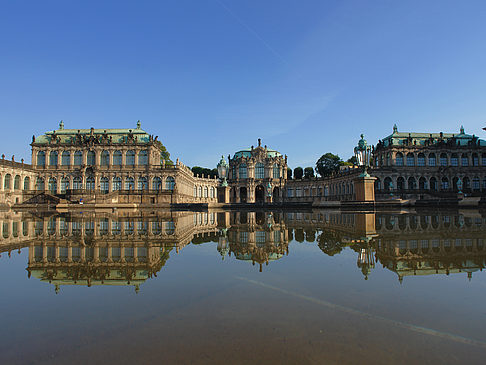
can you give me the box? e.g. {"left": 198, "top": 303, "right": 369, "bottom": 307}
{"left": 273, "top": 187, "right": 280, "bottom": 202}
{"left": 240, "top": 186, "right": 247, "bottom": 203}
{"left": 255, "top": 185, "right": 265, "bottom": 203}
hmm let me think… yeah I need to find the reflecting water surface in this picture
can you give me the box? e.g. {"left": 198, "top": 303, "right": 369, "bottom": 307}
{"left": 1, "top": 209, "right": 486, "bottom": 364}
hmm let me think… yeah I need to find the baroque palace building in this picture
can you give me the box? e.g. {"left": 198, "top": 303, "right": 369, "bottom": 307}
{"left": 372, "top": 124, "right": 486, "bottom": 198}
{"left": 227, "top": 138, "right": 288, "bottom": 203}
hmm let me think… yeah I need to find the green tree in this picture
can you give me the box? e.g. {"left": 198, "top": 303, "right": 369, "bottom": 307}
{"left": 294, "top": 167, "right": 303, "bottom": 179}
{"left": 316, "top": 153, "right": 342, "bottom": 177}
{"left": 154, "top": 140, "right": 173, "bottom": 165}
{"left": 304, "top": 167, "right": 314, "bottom": 179}
{"left": 347, "top": 156, "right": 357, "bottom": 165}
{"left": 191, "top": 166, "right": 218, "bottom": 178}
{"left": 286, "top": 167, "right": 292, "bottom": 180}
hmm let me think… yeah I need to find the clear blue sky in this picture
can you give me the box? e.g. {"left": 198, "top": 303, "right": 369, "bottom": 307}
{"left": 1, "top": 0, "right": 485, "bottom": 169}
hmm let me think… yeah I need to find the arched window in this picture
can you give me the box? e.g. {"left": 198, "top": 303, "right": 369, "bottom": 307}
{"left": 419, "top": 177, "right": 427, "bottom": 190}
{"left": 395, "top": 153, "right": 403, "bottom": 166}
{"left": 23, "top": 177, "right": 30, "bottom": 190}
{"left": 239, "top": 164, "right": 247, "bottom": 179}
{"left": 463, "top": 176, "right": 470, "bottom": 190}
{"left": 126, "top": 150, "right": 135, "bottom": 166}
{"left": 451, "top": 153, "right": 458, "bottom": 167}
{"left": 14, "top": 175, "right": 20, "bottom": 190}
{"left": 61, "top": 151, "right": 70, "bottom": 166}
{"left": 194, "top": 186, "right": 197, "bottom": 197}
{"left": 138, "top": 176, "right": 148, "bottom": 190}
{"left": 61, "top": 177, "right": 69, "bottom": 193}
{"left": 482, "top": 153, "right": 486, "bottom": 166}
{"left": 101, "top": 150, "right": 110, "bottom": 166}
{"left": 255, "top": 163, "right": 264, "bottom": 179}
{"left": 36, "top": 177, "right": 45, "bottom": 191}
{"left": 384, "top": 177, "right": 392, "bottom": 191}
{"left": 440, "top": 153, "right": 448, "bottom": 166}
{"left": 125, "top": 177, "right": 134, "bottom": 190}
{"left": 461, "top": 154, "right": 469, "bottom": 167}
{"left": 375, "top": 178, "right": 381, "bottom": 191}
{"left": 386, "top": 153, "right": 391, "bottom": 166}
{"left": 48, "top": 177, "right": 57, "bottom": 194}
{"left": 49, "top": 151, "right": 58, "bottom": 166}
{"left": 73, "top": 176, "right": 82, "bottom": 190}
{"left": 100, "top": 177, "right": 109, "bottom": 193}
{"left": 210, "top": 187, "right": 215, "bottom": 198}
{"left": 86, "top": 176, "right": 95, "bottom": 190}
{"left": 430, "top": 177, "right": 437, "bottom": 191}
{"left": 417, "top": 153, "right": 425, "bottom": 167}
{"left": 204, "top": 186, "right": 208, "bottom": 198}
{"left": 198, "top": 186, "right": 202, "bottom": 197}
{"left": 397, "top": 177, "right": 405, "bottom": 190}
{"left": 428, "top": 153, "right": 436, "bottom": 167}
{"left": 74, "top": 151, "right": 82, "bottom": 166}
{"left": 441, "top": 177, "right": 449, "bottom": 190}
{"left": 406, "top": 153, "right": 415, "bottom": 166}
{"left": 113, "top": 150, "right": 122, "bottom": 166}
{"left": 152, "top": 177, "right": 162, "bottom": 190}
{"left": 4, "top": 174, "right": 11, "bottom": 189}
{"left": 113, "top": 177, "right": 122, "bottom": 191}
{"left": 87, "top": 151, "right": 96, "bottom": 166}
{"left": 273, "top": 165, "right": 280, "bottom": 179}
{"left": 472, "top": 177, "right": 480, "bottom": 190}
{"left": 37, "top": 151, "right": 46, "bottom": 166}
{"left": 408, "top": 177, "right": 417, "bottom": 190}
{"left": 138, "top": 150, "right": 148, "bottom": 165}
{"left": 166, "top": 176, "right": 175, "bottom": 191}
{"left": 472, "top": 153, "right": 479, "bottom": 166}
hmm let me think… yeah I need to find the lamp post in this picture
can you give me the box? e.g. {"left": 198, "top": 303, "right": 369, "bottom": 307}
{"left": 354, "top": 134, "right": 372, "bottom": 177}
{"left": 217, "top": 155, "right": 229, "bottom": 187}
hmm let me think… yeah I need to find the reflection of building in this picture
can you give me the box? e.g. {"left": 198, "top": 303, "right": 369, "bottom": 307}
{"left": 372, "top": 212, "right": 486, "bottom": 282}
{"left": 373, "top": 125, "right": 486, "bottom": 198}
{"left": 227, "top": 139, "right": 287, "bottom": 203}
{"left": 219, "top": 211, "right": 289, "bottom": 271}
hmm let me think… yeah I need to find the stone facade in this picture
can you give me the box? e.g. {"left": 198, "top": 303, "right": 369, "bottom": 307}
{"left": 372, "top": 125, "right": 486, "bottom": 199}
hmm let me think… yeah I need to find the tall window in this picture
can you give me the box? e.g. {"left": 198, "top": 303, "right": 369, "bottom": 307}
{"left": 37, "top": 151, "right": 46, "bottom": 166}
{"left": 61, "top": 177, "right": 69, "bottom": 193}
{"left": 23, "top": 177, "right": 30, "bottom": 190}
{"left": 125, "top": 177, "right": 134, "bottom": 190}
{"left": 87, "top": 151, "right": 96, "bottom": 166}
{"left": 36, "top": 177, "right": 45, "bottom": 191}
{"left": 48, "top": 178, "right": 57, "bottom": 193}
{"left": 101, "top": 150, "right": 110, "bottom": 166}
{"left": 113, "top": 177, "right": 122, "bottom": 191}
{"left": 61, "top": 151, "right": 70, "bottom": 166}
{"left": 138, "top": 176, "right": 148, "bottom": 190}
{"left": 86, "top": 176, "right": 95, "bottom": 190}
{"left": 440, "top": 153, "right": 448, "bottom": 166}
{"left": 239, "top": 164, "right": 247, "bottom": 179}
{"left": 451, "top": 154, "right": 458, "bottom": 167}
{"left": 461, "top": 154, "right": 469, "bottom": 167}
{"left": 138, "top": 150, "right": 148, "bottom": 165}
{"left": 255, "top": 163, "right": 264, "bottom": 179}
{"left": 428, "top": 153, "right": 436, "bottom": 167}
{"left": 113, "top": 150, "right": 122, "bottom": 166}
{"left": 4, "top": 174, "right": 11, "bottom": 189}
{"left": 14, "top": 175, "right": 20, "bottom": 190}
{"left": 273, "top": 165, "right": 280, "bottom": 178}
{"left": 417, "top": 153, "right": 425, "bottom": 166}
{"left": 126, "top": 150, "right": 135, "bottom": 166}
{"left": 166, "top": 176, "right": 175, "bottom": 191}
{"left": 49, "top": 151, "right": 58, "bottom": 166}
{"left": 441, "top": 177, "right": 449, "bottom": 190}
{"left": 100, "top": 177, "right": 109, "bottom": 193}
{"left": 395, "top": 153, "right": 403, "bottom": 166}
{"left": 406, "top": 153, "right": 415, "bottom": 166}
{"left": 152, "top": 177, "right": 162, "bottom": 190}
{"left": 73, "top": 176, "right": 82, "bottom": 190}
{"left": 472, "top": 153, "right": 479, "bottom": 166}
{"left": 74, "top": 151, "right": 82, "bottom": 166}
{"left": 482, "top": 153, "right": 486, "bottom": 166}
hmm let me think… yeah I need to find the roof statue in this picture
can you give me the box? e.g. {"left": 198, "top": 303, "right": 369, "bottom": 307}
{"left": 59, "top": 120, "right": 64, "bottom": 130}
{"left": 137, "top": 120, "right": 141, "bottom": 129}
{"left": 460, "top": 125, "right": 465, "bottom": 134}
{"left": 393, "top": 123, "right": 398, "bottom": 133}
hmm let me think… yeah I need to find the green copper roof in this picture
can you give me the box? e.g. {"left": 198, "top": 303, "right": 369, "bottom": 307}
{"left": 380, "top": 125, "right": 486, "bottom": 147}
{"left": 233, "top": 148, "right": 282, "bottom": 159}
{"left": 33, "top": 121, "right": 152, "bottom": 145}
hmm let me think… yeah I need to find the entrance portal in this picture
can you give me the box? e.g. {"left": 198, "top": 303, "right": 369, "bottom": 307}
{"left": 255, "top": 185, "right": 265, "bottom": 203}
{"left": 240, "top": 187, "right": 247, "bottom": 203}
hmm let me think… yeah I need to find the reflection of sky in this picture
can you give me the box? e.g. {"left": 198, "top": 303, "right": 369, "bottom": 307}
{"left": 1, "top": 234, "right": 486, "bottom": 363}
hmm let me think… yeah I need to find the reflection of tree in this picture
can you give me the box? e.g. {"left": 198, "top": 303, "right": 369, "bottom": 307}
{"left": 317, "top": 230, "right": 346, "bottom": 256}
{"left": 305, "top": 229, "right": 316, "bottom": 243}
{"left": 294, "top": 229, "right": 304, "bottom": 243}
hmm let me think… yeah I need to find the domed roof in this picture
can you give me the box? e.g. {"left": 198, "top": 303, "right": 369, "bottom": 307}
{"left": 232, "top": 138, "right": 282, "bottom": 159}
